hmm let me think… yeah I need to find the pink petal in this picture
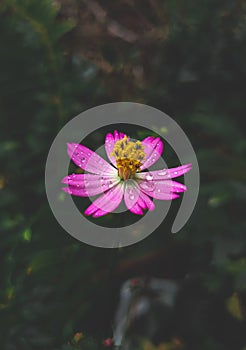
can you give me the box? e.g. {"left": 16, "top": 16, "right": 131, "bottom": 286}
{"left": 84, "top": 203, "right": 108, "bottom": 218}
{"left": 138, "top": 191, "right": 155, "bottom": 211}
{"left": 104, "top": 131, "right": 126, "bottom": 166}
{"left": 140, "top": 137, "right": 164, "bottom": 170}
{"left": 127, "top": 202, "right": 144, "bottom": 215}
{"left": 61, "top": 173, "right": 119, "bottom": 197}
{"left": 124, "top": 180, "right": 155, "bottom": 215}
{"left": 137, "top": 179, "right": 185, "bottom": 200}
{"left": 128, "top": 191, "right": 156, "bottom": 215}
{"left": 139, "top": 179, "right": 187, "bottom": 193}
{"left": 67, "top": 143, "right": 116, "bottom": 175}
{"left": 136, "top": 163, "right": 192, "bottom": 180}
{"left": 84, "top": 183, "right": 124, "bottom": 217}
{"left": 124, "top": 180, "right": 142, "bottom": 214}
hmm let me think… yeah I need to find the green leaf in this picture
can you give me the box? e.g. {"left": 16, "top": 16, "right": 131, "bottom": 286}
{"left": 22, "top": 228, "right": 32, "bottom": 242}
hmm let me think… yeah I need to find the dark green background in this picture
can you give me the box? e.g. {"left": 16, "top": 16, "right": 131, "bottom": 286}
{"left": 0, "top": 1, "right": 245, "bottom": 349}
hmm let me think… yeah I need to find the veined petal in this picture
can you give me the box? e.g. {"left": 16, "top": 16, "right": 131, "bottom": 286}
{"left": 136, "top": 163, "right": 192, "bottom": 181}
{"left": 104, "top": 131, "right": 126, "bottom": 166}
{"left": 140, "top": 137, "right": 164, "bottom": 170}
{"left": 137, "top": 179, "right": 185, "bottom": 200}
{"left": 67, "top": 143, "right": 116, "bottom": 175}
{"left": 61, "top": 173, "right": 120, "bottom": 197}
{"left": 84, "top": 203, "right": 109, "bottom": 218}
{"left": 140, "top": 179, "right": 186, "bottom": 194}
{"left": 85, "top": 182, "right": 124, "bottom": 217}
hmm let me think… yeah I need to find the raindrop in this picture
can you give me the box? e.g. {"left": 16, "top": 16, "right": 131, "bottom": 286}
{"left": 129, "top": 194, "right": 135, "bottom": 200}
{"left": 157, "top": 189, "right": 161, "bottom": 193}
{"left": 146, "top": 173, "right": 153, "bottom": 181}
{"left": 174, "top": 171, "right": 178, "bottom": 175}
{"left": 81, "top": 157, "right": 86, "bottom": 163}
{"left": 108, "top": 181, "right": 114, "bottom": 188}
{"left": 153, "top": 152, "right": 158, "bottom": 160}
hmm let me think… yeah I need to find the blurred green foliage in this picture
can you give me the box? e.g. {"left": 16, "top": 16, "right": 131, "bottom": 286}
{"left": 0, "top": 0, "right": 245, "bottom": 349}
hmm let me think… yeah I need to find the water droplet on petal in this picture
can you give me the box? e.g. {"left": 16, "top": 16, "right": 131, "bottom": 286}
{"left": 174, "top": 171, "right": 178, "bottom": 175}
{"left": 108, "top": 181, "right": 114, "bottom": 188}
{"left": 129, "top": 194, "right": 135, "bottom": 200}
{"left": 128, "top": 188, "right": 134, "bottom": 194}
{"left": 157, "top": 188, "right": 161, "bottom": 193}
{"left": 146, "top": 173, "right": 153, "bottom": 181}
{"left": 81, "top": 157, "right": 86, "bottom": 163}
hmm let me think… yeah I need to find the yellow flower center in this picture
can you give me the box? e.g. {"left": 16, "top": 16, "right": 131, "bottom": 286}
{"left": 110, "top": 136, "right": 146, "bottom": 180}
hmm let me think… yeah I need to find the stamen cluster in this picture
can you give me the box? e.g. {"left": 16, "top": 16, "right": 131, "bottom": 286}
{"left": 110, "top": 136, "right": 146, "bottom": 180}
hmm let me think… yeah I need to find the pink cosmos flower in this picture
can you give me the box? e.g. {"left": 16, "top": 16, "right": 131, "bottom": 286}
{"left": 61, "top": 130, "right": 191, "bottom": 217}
